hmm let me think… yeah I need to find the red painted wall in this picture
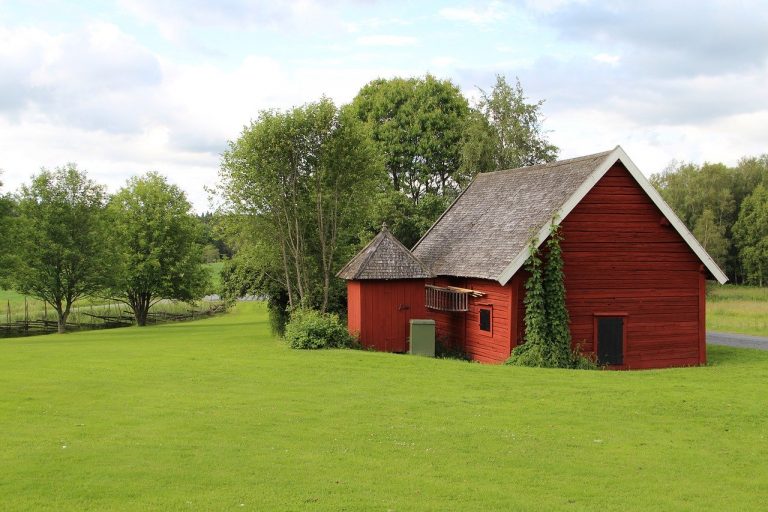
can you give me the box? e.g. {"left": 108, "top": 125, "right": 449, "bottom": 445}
{"left": 557, "top": 162, "right": 706, "bottom": 369}
{"left": 346, "top": 280, "right": 427, "bottom": 352}
{"left": 426, "top": 277, "right": 519, "bottom": 363}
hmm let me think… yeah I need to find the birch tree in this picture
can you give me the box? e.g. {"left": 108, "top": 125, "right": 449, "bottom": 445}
{"left": 218, "top": 98, "right": 383, "bottom": 312}
{"left": 470, "top": 75, "right": 558, "bottom": 171}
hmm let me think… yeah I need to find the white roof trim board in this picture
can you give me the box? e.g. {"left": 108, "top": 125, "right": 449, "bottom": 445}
{"left": 496, "top": 146, "right": 729, "bottom": 285}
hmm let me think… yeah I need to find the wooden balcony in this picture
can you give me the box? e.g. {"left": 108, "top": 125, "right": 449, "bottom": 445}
{"left": 425, "top": 285, "right": 484, "bottom": 312}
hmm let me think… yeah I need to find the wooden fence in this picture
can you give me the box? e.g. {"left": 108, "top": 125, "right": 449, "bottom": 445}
{"left": 1, "top": 298, "right": 230, "bottom": 338}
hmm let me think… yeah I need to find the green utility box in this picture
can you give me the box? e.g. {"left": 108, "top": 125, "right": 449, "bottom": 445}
{"left": 409, "top": 319, "right": 436, "bottom": 357}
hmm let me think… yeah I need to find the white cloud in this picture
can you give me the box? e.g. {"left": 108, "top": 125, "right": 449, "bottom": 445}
{"left": 535, "top": 1, "right": 768, "bottom": 77}
{"left": 0, "top": 22, "right": 161, "bottom": 132}
{"left": 0, "top": 22, "right": 423, "bottom": 210}
{"left": 3, "top": 0, "right": 767, "bottom": 213}
{"left": 119, "top": 0, "right": 345, "bottom": 43}
{"left": 431, "top": 56, "right": 457, "bottom": 68}
{"left": 344, "top": 16, "right": 413, "bottom": 34}
{"left": 439, "top": 1, "right": 507, "bottom": 25}
{"left": 521, "top": 0, "right": 588, "bottom": 14}
{"left": 546, "top": 106, "right": 768, "bottom": 178}
{"left": 592, "top": 53, "right": 620, "bottom": 65}
{"left": 356, "top": 35, "right": 419, "bottom": 47}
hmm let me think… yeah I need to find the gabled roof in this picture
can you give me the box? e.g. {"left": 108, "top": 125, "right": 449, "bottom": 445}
{"left": 412, "top": 146, "right": 728, "bottom": 285}
{"left": 337, "top": 224, "right": 433, "bottom": 280}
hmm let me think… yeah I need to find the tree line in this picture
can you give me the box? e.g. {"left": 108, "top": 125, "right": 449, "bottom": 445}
{"left": 0, "top": 167, "right": 209, "bottom": 332}
{"left": 216, "top": 74, "right": 558, "bottom": 330}
{"left": 651, "top": 155, "right": 768, "bottom": 285}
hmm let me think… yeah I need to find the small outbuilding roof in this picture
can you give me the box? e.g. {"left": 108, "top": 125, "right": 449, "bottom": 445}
{"left": 412, "top": 146, "right": 728, "bottom": 285}
{"left": 336, "top": 224, "right": 433, "bottom": 280}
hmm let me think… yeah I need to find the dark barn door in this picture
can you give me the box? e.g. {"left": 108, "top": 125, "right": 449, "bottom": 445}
{"left": 597, "top": 317, "right": 624, "bottom": 365}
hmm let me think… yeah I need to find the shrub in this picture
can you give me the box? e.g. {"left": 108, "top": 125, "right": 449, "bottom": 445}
{"left": 571, "top": 350, "right": 599, "bottom": 370}
{"left": 504, "top": 342, "right": 549, "bottom": 367}
{"left": 435, "top": 337, "right": 470, "bottom": 361}
{"left": 284, "top": 308, "right": 355, "bottom": 350}
{"left": 505, "top": 342, "right": 599, "bottom": 370}
{"left": 505, "top": 343, "right": 598, "bottom": 370}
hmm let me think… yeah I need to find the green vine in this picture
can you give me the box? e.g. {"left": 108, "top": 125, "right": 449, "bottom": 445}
{"left": 506, "top": 221, "right": 596, "bottom": 369}
{"left": 543, "top": 222, "right": 571, "bottom": 367}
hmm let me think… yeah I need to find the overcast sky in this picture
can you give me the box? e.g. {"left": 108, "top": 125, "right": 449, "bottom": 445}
{"left": 1, "top": 0, "right": 766, "bottom": 211}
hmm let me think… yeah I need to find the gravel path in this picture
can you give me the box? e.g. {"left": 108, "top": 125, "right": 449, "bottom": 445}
{"left": 707, "top": 331, "right": 768, "bottom": 351}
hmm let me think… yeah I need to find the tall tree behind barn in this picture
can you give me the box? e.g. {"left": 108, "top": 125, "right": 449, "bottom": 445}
{"left": 218, "top": 99, "right": 384, "bottom": 313}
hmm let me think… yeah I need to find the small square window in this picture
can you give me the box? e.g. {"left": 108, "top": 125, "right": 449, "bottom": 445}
{"left": 479, "top": 308, "right": 492, "bottom": 332}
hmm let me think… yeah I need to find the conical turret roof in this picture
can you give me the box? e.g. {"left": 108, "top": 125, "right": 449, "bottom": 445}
{"left": 337, "top": 224, "right": 433, "bottom": 280}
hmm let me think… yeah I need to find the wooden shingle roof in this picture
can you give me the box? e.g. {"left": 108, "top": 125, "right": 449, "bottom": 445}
{"left": 412, "top": 151, "right": 611, "bottom": 281}
{"left": 337, "top": 224, "right": 433, "bottom": 280}
{"left": 412, "top": 146, "right": 728, "bottom": 284}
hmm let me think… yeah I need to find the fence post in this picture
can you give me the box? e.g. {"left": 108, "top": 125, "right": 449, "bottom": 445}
{"left": 24, "top": 296, "right": 28, "bottom": 333}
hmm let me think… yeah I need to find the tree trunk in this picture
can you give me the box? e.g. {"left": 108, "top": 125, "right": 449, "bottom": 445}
{"left": 130, "top": 292, "right": 152, "bottom": 327}
{"left": 136, "top": 306, "right": 149, "bottom": 327}
{"left": 57, "top": 313, "right": 67, "bottom": 334}
{"left": 55, "top": 300, "right": 70, "bottom": 334}
{"left": 279, "top": 242, "right": 295, "bottom": 309}
{"left": 391, "top": 169, "right": 400, "bottom": 192}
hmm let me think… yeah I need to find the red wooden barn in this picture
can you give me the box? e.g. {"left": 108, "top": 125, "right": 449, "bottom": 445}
{"left": 337, "top": 147, "right": 728, "bottom": 369}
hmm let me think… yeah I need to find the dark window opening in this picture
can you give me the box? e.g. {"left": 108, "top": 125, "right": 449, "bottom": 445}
{"left": 479, "top": 308, "right": 492, "bottom": 332}
{"left": 597, "top": 316, "right": 624, "bottom": 365}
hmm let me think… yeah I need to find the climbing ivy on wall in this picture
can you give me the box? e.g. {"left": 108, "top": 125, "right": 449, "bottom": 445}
{"left": 507, "top": 239, "right": 549, "bottom": 365}
{"left": 543, "top": 222, "right": 572, "bottom": 367}
{"left": 506, "top": 221, "right": 596, "bottom": 369}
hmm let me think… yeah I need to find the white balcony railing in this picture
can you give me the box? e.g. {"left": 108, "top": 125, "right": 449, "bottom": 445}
{"left": 425, "top": 285, "right": 484, "bottom": 312}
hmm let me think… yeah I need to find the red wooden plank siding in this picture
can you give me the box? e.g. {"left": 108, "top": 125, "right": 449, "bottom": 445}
{"left": 347, "top": 281, "right": 361, "bottom": 336}
{"left": 423, "top": 277, "right": 515, "bottom": 364}
{"left": 425, "top": 277, "right": 465, "bottom": 352}
{"left": 699, "top": 271, "right": 706, "bottom": 365}
{"left": 463, "top": 278, "right": 514, "bottom": 363}
{"left": 559, "top": 162, "right": 705, "bottom": 368}
{"left": 348, "top": 280, "right": 428, "bottom": 352}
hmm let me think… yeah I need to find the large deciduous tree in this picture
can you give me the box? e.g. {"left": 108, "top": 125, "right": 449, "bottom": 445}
{"left": 14, "top": 165, "right": 114, "bottom": 333}
{"left": 693, "top": 209, "right": 729, "bottom": 269}
{"left": 350, "top": 74, "right": 559, "bottom": 247}
{"left": 651, "top": 155, "right": 768, "bottom": 282}
{"left": 109, "top": 172, "right": 209, "bottom": 326}
{"left": 733, "top": 185, "right": 768, "bottom": 286}
{"left": 0, "top": 173, "right": 15, "bottom": 286}
{"left": 350, "top": 75, "right": 470, "bottom": 202}
{"left": 219, "top": 98, "right": 383, "bottom": 314}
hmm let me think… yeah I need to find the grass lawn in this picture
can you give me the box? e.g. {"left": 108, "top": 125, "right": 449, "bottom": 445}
{"left": 707, "top": 284, "right": 768, "bottom": 337}
{"left": 1, "top": 302, "right": 767, "bottom": 511}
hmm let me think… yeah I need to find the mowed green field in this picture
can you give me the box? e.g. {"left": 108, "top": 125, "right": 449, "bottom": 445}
{"left": 0, "top": 261, "right": 226, "bottom": 307}
{"left": 1, "top": 302, "right": 767, "bottom": 511}
{"left": 707, "top": 284, "right": 768, "bottom": 337}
